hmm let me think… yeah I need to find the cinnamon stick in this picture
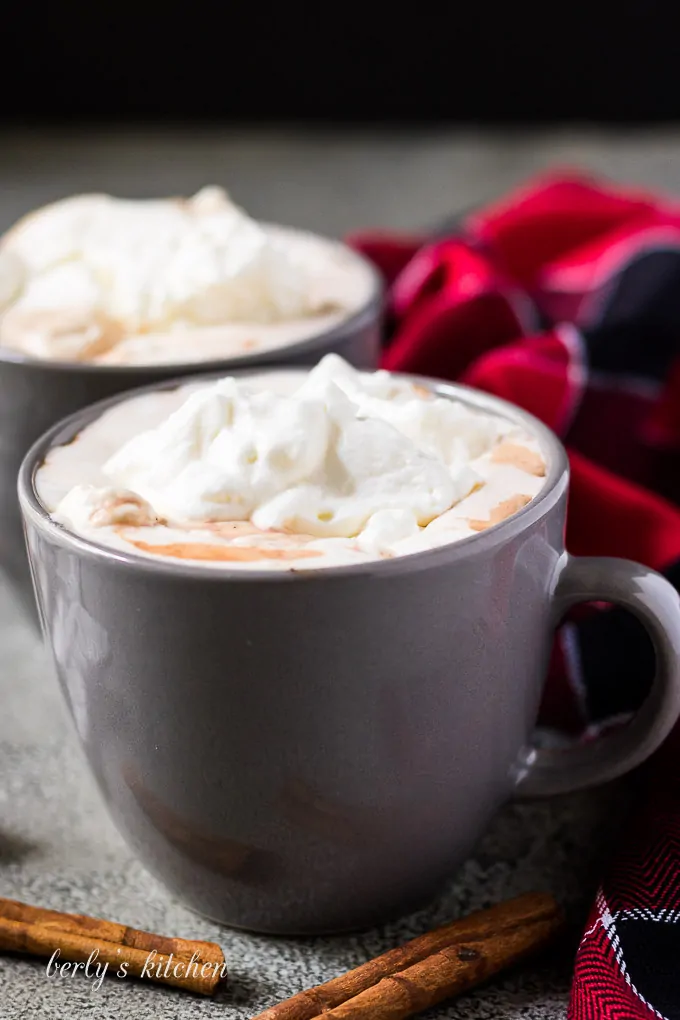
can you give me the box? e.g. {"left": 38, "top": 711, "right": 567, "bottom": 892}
{"left": 0, "top": 897, "right": 227, "bottom": 995}
{"left": 253, "top": 892, "right": 562, "bottom": 1020}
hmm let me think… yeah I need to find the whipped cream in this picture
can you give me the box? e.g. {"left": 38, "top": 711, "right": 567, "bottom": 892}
{"left": 37, "top": 357, "right": 548, "bottom": 567}
{"left": 0, "top": 188, "right": 372, "bottom": 364}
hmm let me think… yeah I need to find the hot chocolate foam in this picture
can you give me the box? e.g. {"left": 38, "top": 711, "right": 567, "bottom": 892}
{"left": 0, "top": 188, "right": 372, "bottom": 365}
{"left": 36, "top": 357, "right": 548, "bottom": 569}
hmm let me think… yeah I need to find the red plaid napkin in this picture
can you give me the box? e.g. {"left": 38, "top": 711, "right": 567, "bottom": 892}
{"left": 350, "top": 172, "right": 680, "bottom": 1020}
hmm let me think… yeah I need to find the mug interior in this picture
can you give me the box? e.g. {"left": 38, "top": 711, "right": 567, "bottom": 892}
{"left": 0, "top": 233, "right": 383, "bottom": 375}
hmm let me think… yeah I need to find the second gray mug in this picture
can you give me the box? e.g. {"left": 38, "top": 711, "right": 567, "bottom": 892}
{"left": 19, "top": 373, "right": 680, "bottom": 934}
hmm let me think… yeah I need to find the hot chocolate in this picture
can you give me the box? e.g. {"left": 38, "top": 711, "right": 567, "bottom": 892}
{"left": 0, "top": 188, "right": 373, "bottom": 366}
{"left": 22, "top": 353, "right": 680, "bottom": 937}
{"left": 36, "top": 356, "right": 548, "bottom": 570}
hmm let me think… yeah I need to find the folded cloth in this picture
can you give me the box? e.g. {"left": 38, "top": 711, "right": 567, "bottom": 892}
{"left": 350, "top": 173, "right": 680, "bottom": 1020}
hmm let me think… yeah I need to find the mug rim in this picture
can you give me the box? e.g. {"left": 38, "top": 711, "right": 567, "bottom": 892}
{"left": 0, "top": 230, "right": 382, "bottom": 375}
{"left": 18, "top": 367, "right": 569, "bottom": 582}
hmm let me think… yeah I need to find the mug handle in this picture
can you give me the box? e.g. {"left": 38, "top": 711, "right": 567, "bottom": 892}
{"left": 515, "top": 556, "right": 680, "bottom": 797}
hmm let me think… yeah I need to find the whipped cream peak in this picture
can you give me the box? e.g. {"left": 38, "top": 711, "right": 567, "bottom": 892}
{"left": 51, "top": 356, "right": 515, "bottom": 547}
{"left": 1, "top": 187, "right": 325, "bottom": 329}
{"left": 104, "top": 376, "right": 333, "bottom": 522}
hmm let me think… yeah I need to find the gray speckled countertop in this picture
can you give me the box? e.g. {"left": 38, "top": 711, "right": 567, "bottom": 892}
{"left": 0, "top": 126, "right": 672, "bottom": 1018}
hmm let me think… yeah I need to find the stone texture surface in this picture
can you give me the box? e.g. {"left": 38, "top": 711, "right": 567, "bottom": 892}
{"left": 0, "top": 126, "right": 667, "bottom": 1017}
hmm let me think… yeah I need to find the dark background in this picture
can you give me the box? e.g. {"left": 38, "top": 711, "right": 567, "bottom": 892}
{"left": 2, "top": 3, "right": 679, "bottom": 123}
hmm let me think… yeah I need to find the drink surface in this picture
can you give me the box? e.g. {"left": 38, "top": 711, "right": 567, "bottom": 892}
{"left": 0, "top": 188, "right": 373, "bottom": 365}
{"left": 36, "top": 357, "right": 548, "bottom": 570}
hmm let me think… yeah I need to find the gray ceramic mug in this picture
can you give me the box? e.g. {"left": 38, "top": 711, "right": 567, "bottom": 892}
{"left": 0, "top": 255, "right": 381, "bottom": 616}
{"left": 18, "top": 372, "right": 680, "bottom": 935}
